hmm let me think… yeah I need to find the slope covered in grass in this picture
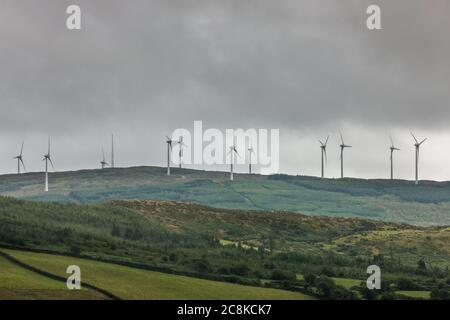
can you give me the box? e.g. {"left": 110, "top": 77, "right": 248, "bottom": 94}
{"left": 2, "top": 249, "right": 313, "bottom": 300}
{"left": 0, "top": 254, "right": 106, "bottom": 300}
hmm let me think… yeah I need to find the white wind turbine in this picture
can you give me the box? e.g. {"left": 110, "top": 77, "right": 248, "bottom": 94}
{"left": 248, "top": 145, "right": 254, "bottom": 174}
{"left": 42, "top": 137, "right": 54, "bottom": 192}
{"left": 100, "top": 147, "right": 109, "bottom": 169}
{"left": 339, "top": 131, "right": 352, "bottom": 179}
{"left": 175, "top": 136, "right": 186, "bottom": 169}
{"left": 13, "top": 141, "right": 26, "bottom": 174}
{"left": 319, "top": 136, "right": 329, "bottom": 179}
{"left": 389, "top": 136, "right": 400, "bottom": 180}
{"left": 411, "top": 132, "right": 427, "bottom": 185}
{"left": 165, "top": 136, "right": 173, "bottom": 176}
{"left": 228, "top": 145, "right": 239, "bottom": 181}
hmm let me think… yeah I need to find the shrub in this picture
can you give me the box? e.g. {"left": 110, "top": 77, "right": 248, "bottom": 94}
{"left": 271, "top": 269, "right": 296, "bottom": 281}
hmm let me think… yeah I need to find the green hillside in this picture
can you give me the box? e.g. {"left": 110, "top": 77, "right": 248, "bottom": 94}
{"left": 0, "top": 249, "right": 312, "bottom": 300}
{"left": 0, "top": 254, "right": 107, "bottom": 300}
{"left": 1, "top": 166, "right": 450, "bottom": 226}
{"left": 1, "top": 196, "right": 449, "bottom": 299}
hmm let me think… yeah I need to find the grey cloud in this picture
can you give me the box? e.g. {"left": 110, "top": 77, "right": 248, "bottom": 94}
{"left": 1, "top": 0, "right": 449, "bottom": 178}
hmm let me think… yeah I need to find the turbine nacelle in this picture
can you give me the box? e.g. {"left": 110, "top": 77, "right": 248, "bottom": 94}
{"left": 411, "top": 132, "right": 427, "bottom": 148}
{"left": 14, "top": 141, "right": 26, "bottom": 174}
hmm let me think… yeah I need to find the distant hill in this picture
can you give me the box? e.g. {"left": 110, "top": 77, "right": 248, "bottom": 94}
{"left": 1, "top": 166, "right": 450, "bottom": 226}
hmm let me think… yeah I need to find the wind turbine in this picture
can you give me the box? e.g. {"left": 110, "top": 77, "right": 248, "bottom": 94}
{"left": 389, "top": 136, "right": 400, "bottom": 180}
{"left": 166, "top": 136, "right": 173, "bottom": 176}
{"left": 411, "top": 132, "right": 427, "bottom": 185}
{"left": 13, "top": 141, "right": 26, "bottom": 174}
{"left": 319, "top": 136, "right": 329, "bottom": 179}
{"left": 339, "top": 131, "right": 352, "bottom": 179}
{"left": 175, "top": 136, "right": 186, "bottom": 169}
{"left": 228, "top": 145, "right": 239, "bottom": 181}
{"left": 248, "top": 145, "right": 254, "bottom": 174}
{"left": 42, "top": 137, "right": 54, "bottom": 192}
{"left": 100, "top": 147, "right": 109, "bottom": 169}
{"left": 111, "top": 134, "right": 115, "bottom": 168}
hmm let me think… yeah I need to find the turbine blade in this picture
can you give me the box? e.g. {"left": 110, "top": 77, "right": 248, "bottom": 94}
{"left": 325, "top": 135, "right": 329, "bottom": 146}
{"left": 49, "top": 158, "right": 55, "bottom": 171}
{"left": 20, "top": 141, "right": 24, "bottom": 156}
{"left": 339, "top": 130, "right": 344, "bottom": 144}
{"left": 419, "top": 138, "right": 427, "bottom": 145}
{"left": 410, "top": 132, "right": 418, "bottom": 144}
{"left": 20, "top": 159, "right": 26, "bottom": 172}
{"left": 324, "top": 148, "right": 327, "bottom": 164}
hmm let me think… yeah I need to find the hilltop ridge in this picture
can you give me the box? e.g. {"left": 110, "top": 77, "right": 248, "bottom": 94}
{"left": 1, "top": 166, "right": 450, "bottom": 226}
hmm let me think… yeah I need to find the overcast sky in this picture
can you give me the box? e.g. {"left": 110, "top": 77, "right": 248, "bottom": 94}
{"left": 1, "top": 0, "right": 450, "bottom": 180}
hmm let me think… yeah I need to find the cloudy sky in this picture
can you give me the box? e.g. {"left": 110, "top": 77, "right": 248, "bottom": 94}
{"left": 1, "top": 0, "right": 450, "bottom": 180}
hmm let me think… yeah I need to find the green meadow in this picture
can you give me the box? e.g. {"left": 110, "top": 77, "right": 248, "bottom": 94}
{"left": 0, "top": 254, "right": 106, "bottom": 300}
{"left": 1, "top": 249, "right": 313, "bottom": 300}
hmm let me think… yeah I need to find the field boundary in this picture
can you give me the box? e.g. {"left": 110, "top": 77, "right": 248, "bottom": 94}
{"left": 0, "top": 249, "right": 120, "bottom": 300}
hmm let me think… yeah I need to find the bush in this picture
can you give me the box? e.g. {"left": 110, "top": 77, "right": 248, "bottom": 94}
{"left": 395, "top": 278, "right": 421, "bottom": 290}
{"left": 315, "top": 275, "right": 335, "bottom": 298}
{"left": 430, "top": 288, "right": 450, "bottom": 300}
{"left": 230, "top": 264, "right": 251, "bottom": 276}
{"left": 303, "top": 273, "right": 316, "bottom": 287}
{"left": 271, "top": 269, "right": 296, "bottom": 281}
{"left": 191, "top": 259, "right": 211, "bottom": 273}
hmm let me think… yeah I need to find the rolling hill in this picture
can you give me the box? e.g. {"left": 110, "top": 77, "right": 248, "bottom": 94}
{"left": 0, "top": 249, "right": 311, "bottom": 300}
{"left": 1, "top": 166, "right": 450, "bottom": 226}
{"left": 1, "top": 196, "right": 449, "bottom": 299}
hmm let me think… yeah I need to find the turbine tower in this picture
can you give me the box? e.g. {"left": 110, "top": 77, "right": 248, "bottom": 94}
{"left": 319, "top": 136, "right": 329, "bottom": 179}
{"left": 111, "top": 134, "right": 115, "bottom": 168}
{"left": 166, "top": 136, "right": 173, "bottom": 176}
{"left": 42, "top": 137, "right": 54, "bottom": 192}
{"left": 100, "top": 147, "right": 109, "bottom": 169}
{"left": 248, "top": 145, "right": 254, "bottom": 174}
{"left": 339, "top": 131, "right": 352, "bottom": 179}
{"left": 389, "top": 136, "right": 400, "bottom": 180}
{"left": 13, "top": 141, "right": 26, "bottom": 174}
{"left": 228, "top": 145, "right": 239, "bottom": 181}
{"left": 411, "top": 132, "right": 427, "bottom": 185}
{"left": 175, "top": 136, "right": 185, "bottom": 169}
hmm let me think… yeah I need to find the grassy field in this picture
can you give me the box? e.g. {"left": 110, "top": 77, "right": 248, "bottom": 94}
{"left": 297, "top": 274, "right": 362, "bottom": 289}
{"left": 1, "top": 249, "right": 313, "bottom": 300}
{"left": 1, "top": 166, "right": 450, "bottom": 226}
{"left": 396, "top": 291, "right": 431, "bottom": 299}
{"left": 0, "top": 255, "right": 106, "bottom": 300}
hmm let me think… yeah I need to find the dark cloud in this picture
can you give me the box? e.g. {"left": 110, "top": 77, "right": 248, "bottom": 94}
{"left": 1, "top": 0, "right": 449, "bottom": 179}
